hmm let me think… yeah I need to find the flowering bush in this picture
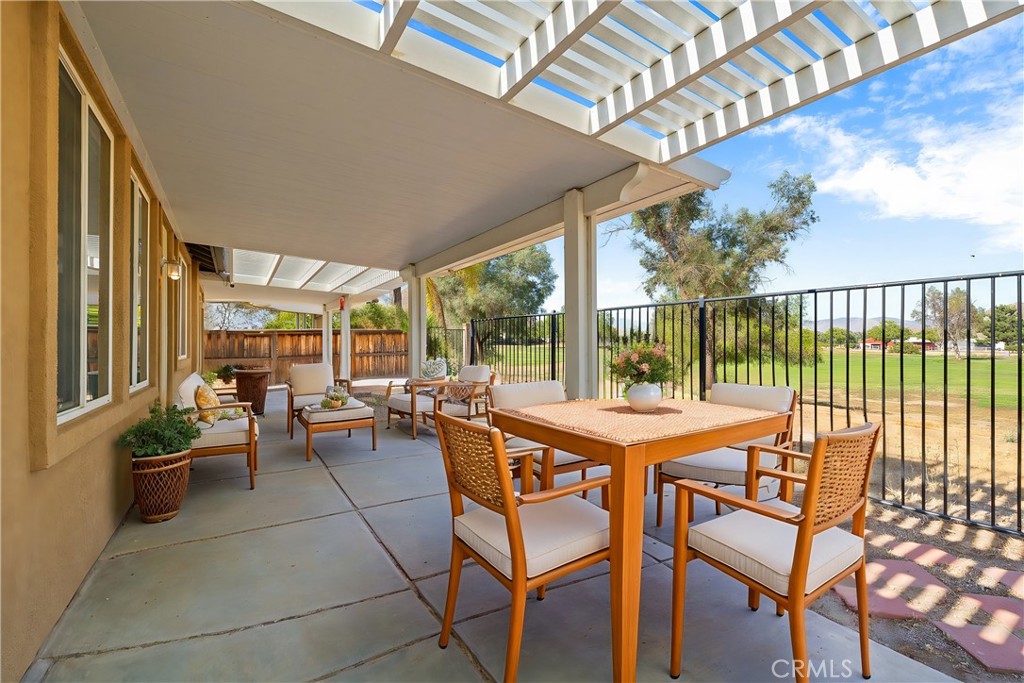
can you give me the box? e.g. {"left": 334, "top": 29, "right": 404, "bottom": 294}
{"left": 608, "top": 342, "right": 673, "bottom": 388}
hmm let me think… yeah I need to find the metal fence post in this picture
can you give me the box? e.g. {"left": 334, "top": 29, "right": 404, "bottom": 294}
{"left": 698, "top": 297, "right": 707, "bottom": 401}
{"left": 549, "top": 314, "right": 558, "bottom": 381}
{"left": 469, "top": 320, "right": 477, "bottom": 366}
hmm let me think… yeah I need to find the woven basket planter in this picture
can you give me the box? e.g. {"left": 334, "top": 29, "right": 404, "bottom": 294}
{"left": 131, "top": 449, "right": 192, "bottom": 523}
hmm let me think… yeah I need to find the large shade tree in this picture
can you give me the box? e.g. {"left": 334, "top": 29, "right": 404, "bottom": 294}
{"left": 622, "top": 171, "right": 818, "bottom": 386}
{"left": 912, "top": 286, "right": 989, "bottom": 359}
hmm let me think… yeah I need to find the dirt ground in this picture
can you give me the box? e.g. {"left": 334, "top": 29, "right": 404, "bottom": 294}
{"left": 811, "top": 502, "right": 1024, "bottom": 683}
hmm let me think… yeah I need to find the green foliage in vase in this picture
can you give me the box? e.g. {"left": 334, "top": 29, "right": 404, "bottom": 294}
{"left": 608, "top": 342, "right": 673, "bottom": 389}
{"left": 117, "top": 403, "right": 202, "bottom": 458}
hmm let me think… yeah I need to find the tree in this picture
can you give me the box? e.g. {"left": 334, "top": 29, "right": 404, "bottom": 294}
{"left": 204, "top": 302, "right": 271, "bottom": 330}
{"left": 991, "top": 304, "right": 1022, "bottom": 347}
{"left": 350, "top": 301, "right": 408, "bottom": 330}
{"left": 434, "top": 245, "right": 557, "bottom": 359}
{"left": 912, "top": 286, "right": 988, "bottom": 359}
{"left": 622, "top": 171, "right": 818, "bottom": 386}
{"left": 426, "top": 263, "right": 484, "bottom": 331}
{"left": 865, "top": 320, "right": 904, "bottom": 343}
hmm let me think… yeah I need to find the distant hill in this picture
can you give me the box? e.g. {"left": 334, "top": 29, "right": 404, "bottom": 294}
{"left": 801, "top": 316, "right": 923, "bottom": 332}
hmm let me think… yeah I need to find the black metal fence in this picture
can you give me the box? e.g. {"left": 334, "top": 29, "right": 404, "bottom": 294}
{"left": 427, "top": 327, "right": 465, "bottom": 372}
{"left": 471, "top": 271, "right": 1023, "bottom": 536}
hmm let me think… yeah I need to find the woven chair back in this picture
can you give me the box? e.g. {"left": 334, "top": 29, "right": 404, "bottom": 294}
{"left": 436, "top": 412, "right": 509, "bottom": 511}
{"left": 806, "top": 423, "right": 881, "bottom": 528}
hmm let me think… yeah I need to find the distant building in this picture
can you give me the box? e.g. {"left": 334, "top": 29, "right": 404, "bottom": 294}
{"left": 860, "top": 338, "right": 883, "bottom": 351}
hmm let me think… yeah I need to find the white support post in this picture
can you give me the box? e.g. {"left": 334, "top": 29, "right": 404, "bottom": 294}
{"left": 402, "top": 267, "right": 427, "bottom": 378}
{"left": 321, "top": 304, "right": 332, "bottom": 366}
{"left": 339, "top": 302, "right": 351, "bottom": 381}
{"left": 563, "top": 189, "right": 598, "bottom": 399}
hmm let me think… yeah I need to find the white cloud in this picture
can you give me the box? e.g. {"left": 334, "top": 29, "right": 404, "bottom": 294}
{"left": 755, "top": 95, "right": 1024, "bottom": 253}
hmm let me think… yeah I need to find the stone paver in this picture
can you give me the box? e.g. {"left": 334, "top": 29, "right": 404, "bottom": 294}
{"left": 933, "top": 621, "right": 1024, "bottom": 674}
{"left": 982, "top": 566, "right": 1024, "bottom": 598}
{"left": 834, "top": 559, "right": 949, "bottom": 619}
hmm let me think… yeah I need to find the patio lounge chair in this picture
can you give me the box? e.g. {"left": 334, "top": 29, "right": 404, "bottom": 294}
{"left": 384, "top": 358, "right": 450, "bottom": 439}
{"left": 668, "top": 422, "right": 882, "bottom": 683}
{"left": 287, "top": 363, "right": 350, "bottom": 439}
{"left": 176, "top": 373, "right": 259, "bottom": 489}
{"left": 487, "top": 380, "right": 604, "bottom": 493}
{"left": 431, "top": 364, "right": 494, "bottom": 420}
{"left": 434, "top": 412, "right": 611, "bottom": 683}
{"left": 655, "top": 383, "right": 797, "bottom": 526}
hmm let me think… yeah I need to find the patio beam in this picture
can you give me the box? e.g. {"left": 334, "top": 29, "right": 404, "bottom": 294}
{"left": 339, "top": 301, "right": 352, "bottom": 381}
{"left": 500, "top": 0, "right": 620, "bottom": 102}
{"left": 661, "top": 0, "right": 1024, "bottom": 161}
{"left": 590, "top": 0, "right": 826, "bottom": 137}
{"left": 379, "top": 0, "right": 419, "bottom": 55}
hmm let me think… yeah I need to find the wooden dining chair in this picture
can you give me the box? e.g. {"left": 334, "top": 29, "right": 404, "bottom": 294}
{"left": 655, "top": 383, "right": 797, "bottom": 526}
{"left": 669, "top": 422, "right": 882, "bottom": 683}
{"left": 434, "top": 412, "right": 611, "bottom": 683}
{"left": 487, "top": 381, "right": 604, "bottom": 494}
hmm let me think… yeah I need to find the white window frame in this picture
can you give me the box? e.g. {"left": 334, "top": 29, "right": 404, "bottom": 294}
{"left": 57, "top": 51, "right": 115, "bottom": 424}
{"left": 177, "top": 260, "right": 188, "bottom": 360}
{"left": 129, "top": 173, "right": 150, "bottom": 391}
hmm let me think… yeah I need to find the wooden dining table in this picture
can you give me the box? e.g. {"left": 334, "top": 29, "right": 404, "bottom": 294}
{"left": 489, "top": 397, "right": 791, "bottom": 682}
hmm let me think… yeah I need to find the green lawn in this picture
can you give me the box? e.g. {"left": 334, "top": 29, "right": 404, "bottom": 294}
{"left": 480, "top": 344, "right": 1021, "bottom": 410}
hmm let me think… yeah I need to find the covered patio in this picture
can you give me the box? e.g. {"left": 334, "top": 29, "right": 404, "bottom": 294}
{"left": 3, "top": 1, "right": 1022, "bottom": 681}
{"left": 29, "top": 391, "right": 951, "bottom": 682}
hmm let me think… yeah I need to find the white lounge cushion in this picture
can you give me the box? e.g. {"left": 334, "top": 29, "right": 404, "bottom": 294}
{"left": 455, "top": 496, "right": 609, "bottom": 579}
{"left": 302, "top": 402, "right": 373, "bottom": 424}
{"left": 709, "top": 383, "right": 794, "bottom": 412}
{"left": 176, "top": 373, "right": 206, "bottom": 410}
{"left": 290, "top": 363, "right": 334, "bottom": 397}
{"left": 387, "top": 393, "right": 425, "bottom": 413}
{"left": 458, "top": 365, "right": 491, "bottom": 383}
{"left": 421, "top": 358, "right": 448, "bottom": 379}
{"left": 193, "top": 417, "right": 259, "bottom": 449}
{"left": 489, "top": 380, "right": 566, "bottom": 409}
{"left": 661, "top": 446, "right": 778, "bottom": 486}
{"left": 438, "top": 400, "right": 474, "bottom": 417}
{"left": 504, "top": 437, "right": 588, "bottom": 472}
{"left": 292, "top": 393, "right": 326, "bottom": 410}
{"left": 688, "top": 508, "right": 863, "bottom": 596}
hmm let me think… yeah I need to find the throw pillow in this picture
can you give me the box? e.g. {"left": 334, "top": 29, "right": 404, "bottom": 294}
{"left": 195, "top": 384, "right": 222, "bottom": 425}
{"left": 421, "top": 358, "right": 447, "bottom": 379}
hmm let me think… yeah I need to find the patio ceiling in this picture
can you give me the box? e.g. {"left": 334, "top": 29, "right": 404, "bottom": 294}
{"left": 68, "top": 0, "right": 1022, "bottom": 308}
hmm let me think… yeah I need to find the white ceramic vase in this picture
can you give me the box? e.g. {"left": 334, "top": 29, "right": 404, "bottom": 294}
{"left": 626, "top": 383, "right": 662, "bottom": 412}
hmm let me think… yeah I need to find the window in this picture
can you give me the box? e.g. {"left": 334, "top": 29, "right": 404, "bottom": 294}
{"left": 129, "top": 176, "right": 150, "bottom": 388}
{"left": 57, "top": 57, "right": 113, "bottom": 419}
{"left": 177, "top": 261, "right": 188, "bottom": 359}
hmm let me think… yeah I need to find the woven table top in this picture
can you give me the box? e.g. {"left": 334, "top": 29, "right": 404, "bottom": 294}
{"left": 499, "top": 398, "right": 780, "bottom": 445}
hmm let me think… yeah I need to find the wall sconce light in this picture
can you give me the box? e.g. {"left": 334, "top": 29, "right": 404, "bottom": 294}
{"left": 162, "top": 258, "right": 183, "bottom": 281}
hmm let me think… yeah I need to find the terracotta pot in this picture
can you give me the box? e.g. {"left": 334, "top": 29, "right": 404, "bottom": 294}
{"left": 131, "top": 449, "right": 192, "bottom": 523}
{"left": 234, "top": 368, "right": 271, "bottom": 414}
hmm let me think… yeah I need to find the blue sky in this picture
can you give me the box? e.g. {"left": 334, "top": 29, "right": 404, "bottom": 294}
{"left": 541, "top": 16, "right": 1024, "bottom": 313}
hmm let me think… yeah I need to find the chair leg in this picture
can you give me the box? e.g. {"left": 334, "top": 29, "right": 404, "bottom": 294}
{"left": 371, "top": 423, "right": 377, "bottom": 451}
{"left": 504, "top": 583, "right": 528, "bottom": 683}
{"left": 439, "top": 543, "right": 465, "bottom": 649}
{"left": 748, "top": 588, "right": 760, "bottom": 611}
{"left": 655, "top": 467, "right": 665, "bottom": 527}
{"left": 856, "top": 563, "right": 872, "bottom": 679}
{"left": 248, "top": 449, "right": 255, "bottom": 490}
{"left": 776, "top": 601, "right": 785, "bottom": 616}
{"left": 789, "top": 602, "right": 809, "bottom": 683}
{"left": 580, "top": 468, "right": 588, "bottom": 500}
{"left": 536, "top": 584, "right": 546, "bottom": 601}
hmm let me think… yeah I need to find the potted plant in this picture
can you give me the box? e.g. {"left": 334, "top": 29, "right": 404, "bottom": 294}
{"left": 117, "top": 403, "right": 202, "bottom": 523}
{"left": 215, "top": 364, "right": 236, "bottom": 384}
{"left": 323, "top": 389, "right": 349, "bottom": 409}
{"left": 608, "top": 342, "right": 673, "bottom": 412}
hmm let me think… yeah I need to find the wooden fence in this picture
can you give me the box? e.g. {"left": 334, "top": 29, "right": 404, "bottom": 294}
{"left": 203, "top": 329, "right": 408, "bottom": 383}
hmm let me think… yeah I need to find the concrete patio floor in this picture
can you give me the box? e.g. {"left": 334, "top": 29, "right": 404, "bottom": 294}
{"left": 27, "top": 390, "right": 953, "bottom": 682}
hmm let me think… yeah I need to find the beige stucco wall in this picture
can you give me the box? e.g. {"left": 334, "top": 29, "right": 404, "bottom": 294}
{"left": 1, "top": 5, "right": 199, "bottom": 678}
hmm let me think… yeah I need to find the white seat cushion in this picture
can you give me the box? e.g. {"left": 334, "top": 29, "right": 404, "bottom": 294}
{"left": 290, "top": 363, "right": 335, "bottom": 397}
{"left": 458, "top": 365, "right": 491, "bottom": 383}
{"left": 504, "top": 437, "right": 588, "bottom": 472}
{"left": 193, "top": 417, "right": 259, "bottom": 449}
{"left": 387, "top": 393, "right": 426, "bottom": 414}
{"left": 292, "top": 393, "right": 326, "bottom": 410}
{"left": 688, "top": 508, "right": 863, "bottom": 596}
{"left": 438, "top": 401, "right": 473, "bottom": 417}
{"left": 709, "top": 383, "right": 794, "bottom": 412}
{"left": 489, "top": 381, "right": 566, "bottom": 409}
{"left": 302, "top": 402, "right": 373, "bottom": 424}
{"left": 455, "top": 496, "right": 609, "bottom": 579}
{"left": 661, "top": 446, "right": 778, "bottom": 486}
